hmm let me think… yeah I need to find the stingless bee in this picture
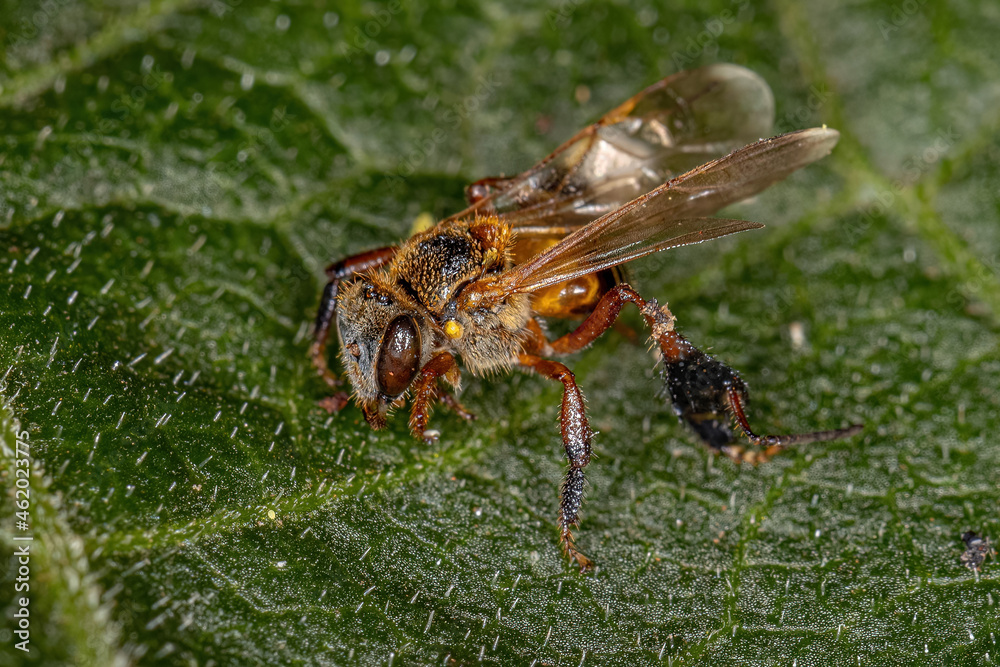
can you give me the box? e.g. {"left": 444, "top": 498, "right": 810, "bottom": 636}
{"left": 311, "top": 64, "right": 862, "bottom": 570}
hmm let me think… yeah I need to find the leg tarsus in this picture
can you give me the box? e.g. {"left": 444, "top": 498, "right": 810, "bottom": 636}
{"left": 717, "top": 442, "right": 789, "bottom": 465}
{"left": 560, "top": 466, "right": 595, "bottom": 572}
{"left": 721, "top": 384, "right": 863, "bottom": 462}
{"left": 408, "top": 354, "right": 473, "bottom": 444}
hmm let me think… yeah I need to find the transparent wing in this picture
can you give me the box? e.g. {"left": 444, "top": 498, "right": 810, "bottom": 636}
{"left": 447, "top": 63, "right": 776, "bottom": 231}
{"left": 497, "top": 127, "right": 840, "bottom": 294}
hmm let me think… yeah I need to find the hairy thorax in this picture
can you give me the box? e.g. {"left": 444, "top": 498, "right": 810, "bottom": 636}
{"left": 382, "top": 217, "right": 532, "bottom": 375}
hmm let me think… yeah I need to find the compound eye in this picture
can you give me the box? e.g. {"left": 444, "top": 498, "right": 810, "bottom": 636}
{"left": 376, "top": 315, "right": 421, "bottom": 397}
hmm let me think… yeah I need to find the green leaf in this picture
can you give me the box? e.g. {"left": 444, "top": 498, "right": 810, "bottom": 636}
{"left": 2, "top": 0, "right": 998, "bottom": 665}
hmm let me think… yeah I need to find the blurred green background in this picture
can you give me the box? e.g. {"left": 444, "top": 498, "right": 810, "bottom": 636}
{"left": 1, "top": 0, "right": 998, "bottom": 665}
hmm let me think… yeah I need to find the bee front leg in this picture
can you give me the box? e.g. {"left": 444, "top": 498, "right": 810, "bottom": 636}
{"left": 311, "top": 246, "right": 398, "bottom": 408}
{"left": 519, "top": 354, "right": 595, "bottom": 572}
{"left": 408, "top": 353, "right": 460, "bottom": 444}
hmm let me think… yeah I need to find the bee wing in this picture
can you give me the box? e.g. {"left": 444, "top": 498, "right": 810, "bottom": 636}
{"left": 446, "top": 63, "right": 775, "bottom": 230}
{"left": 496, "top": 127, "right": 839, "bottom": 294}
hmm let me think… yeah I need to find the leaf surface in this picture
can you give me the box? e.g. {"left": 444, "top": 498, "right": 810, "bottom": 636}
{"left": 1, "top": 1, "right": 998, "bottom": 665}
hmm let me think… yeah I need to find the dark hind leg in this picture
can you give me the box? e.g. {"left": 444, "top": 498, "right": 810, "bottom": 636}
{"left": 657, "top": 333, "right": 863, "bottom": 463}
{"left": 524, "top": 283, "right": 861, "bottom": 462}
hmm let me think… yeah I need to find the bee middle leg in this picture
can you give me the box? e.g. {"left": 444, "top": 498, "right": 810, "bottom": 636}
{"left": 437, "top": 391, "right": 476, "bottom": 422}
{"left": 465, "top": 175, "right": 515, "bottom": 204}
{"left": 518, "top": 353, "right": 595, "bottom": 572}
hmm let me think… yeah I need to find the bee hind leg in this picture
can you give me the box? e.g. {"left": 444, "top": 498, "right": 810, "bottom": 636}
{"left": 645, "top": 301, "right": 863, "bottom": 462}
{"left": 718, "top": 384, "right": 863, "bottom": 464}
{"left": 528, "top": 282, "right": 860, "bottom": 461}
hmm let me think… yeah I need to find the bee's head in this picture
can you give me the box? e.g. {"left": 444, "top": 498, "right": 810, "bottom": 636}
{"left": 336, "top": 278, "right": 427, "bottom": 429}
